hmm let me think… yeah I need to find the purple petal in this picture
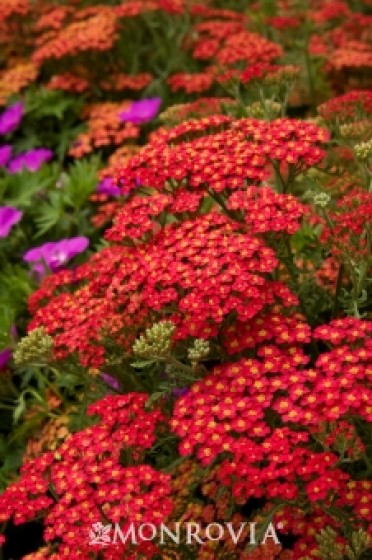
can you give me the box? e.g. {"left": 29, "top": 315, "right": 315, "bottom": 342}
{"left": 0, "top": 144, "right": 12, "bottom": 167}
{"left": 172, "top": 387, "right": 190, "bottom": 398}
{"left": 101, "top": 373, "right": 121, "bottom": 391}
{"left": 23, "top": 236, "right": 89, "bottom": 276}
{"left": 0, "top": 348, "right": 12, "bottom": 369}
{"left": 96, "top": 178, "right": 121, "bottom": 197}
{"left": 0, "top": 206, "right": 23, "bottom": 237}
{"left": 0, "top": 101, "right": 24, "bottom": 136}
{"left": 119, "top": 97, "right": 161, "bottom": 125}
{"left": 8, "top": 148, "right": 53, "bottom": 174}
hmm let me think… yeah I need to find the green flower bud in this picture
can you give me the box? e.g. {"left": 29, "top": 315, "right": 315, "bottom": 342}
{"left": 316, "top": 526, "right": 343, "bottom": 560}
{"left": 354, "top": 140, "right": 372, "bottom": 161}
{"left": 133, "top": 321, "right": 175, "bottom": 358}
{"left": 187, "top": 339, "right": 210, "bottom": 363}
{"left": 246, "top": 100, "right": 282, "bottom": 119}
{"left": 14, "top": 327, "right": 53, "bottom": 367}
{"left": 313, "top": 192, "right": 331, "bottom": 208}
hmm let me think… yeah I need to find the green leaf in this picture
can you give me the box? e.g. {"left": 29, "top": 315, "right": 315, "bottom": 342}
{"left": 33, "top": 190, "right": 65, "bottom": 237}
{"left": 131, "top": 359, "right": 157, "bottom": 369}
{"left": 63, "top": 157, "right": 100, "bottom": 211}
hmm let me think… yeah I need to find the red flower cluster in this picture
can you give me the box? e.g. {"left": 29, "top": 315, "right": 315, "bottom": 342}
{"left": 114, "top": 116, "right": 328, "bottom": 194}
{"left": 319, "top": 188, "right": 372, "bottom": 261}
{"left": 170, "top": 317, "right": 372, "bottom": 555}
{"left": 29, "top": 212, "right": 296, "bottom": 364}
{"left": 318, "top": 90, "right": 372, "bottom": 122}
{"left": 0, "top": 394, "right": 171, "bottom": 558}
{"left": 309, "top": 1, "right": 351, "bottom": 24}
{"left": 228, "top": 186, "right": 306, "bottom": 234}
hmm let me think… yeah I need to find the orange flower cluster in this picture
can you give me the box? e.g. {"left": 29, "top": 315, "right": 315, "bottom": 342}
{"left": 0, "top": 61, "right": 38, "bottom": 105}
{"left": 309, "top": 12, "right": 372, "bottom": 89}
{"left": 168, "top": 71, "right": 215, "bottom": 93}
{"left": 0, "top": 0, "right": 29, "bottom": 22}
{"left": 216, "top": 31, "right": 282, "bottom": 65}
{"left": 46, "top": 73, "right": 90, "bottom": 94}
{"left": 190, "top": 5, "right": 247, "bottom": 21}
{"left": 114, "top": 1, "right": 157, "bottom": 18}
{"left": 100, "top": 73, "right": 153, "bottom": 92}
{"left": 100, "top": 144, "right": 140, "bottom": 180}
{"left": 33, "top": 6, "right": 72, "bottom": 31}
{"left": 32, "top": 7, "right": 118, "bottom": 64}
{"left": 192, "top": 23, "right": 283, "bottom": 66}
{"left": 69, "top": 102, "right": 140, "bottom": 158}
{"left": 330, "top": 46, "right": 372, "bottom": 71}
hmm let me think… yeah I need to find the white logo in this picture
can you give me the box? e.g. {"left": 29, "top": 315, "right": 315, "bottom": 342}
{"left": 88, "top": 521, "right": 282, "bottom": 547}
{"left": 88, "top": 522, "right": 112, "bottom": 546}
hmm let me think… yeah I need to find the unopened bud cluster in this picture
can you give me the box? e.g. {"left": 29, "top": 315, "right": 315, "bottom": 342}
{"left": 316, "top": 527, "right": 343, "bottom": 560}
{"left": 13, "top": 327, "right": 53, "bottom": 367}
{"left": 264, "top": 65, "right": 300, "bottom": 84}
{"left": 187, "top": 339, "right": 210, "bottom": 363}
{"left": 246, "top": 100, "right": 282, "bottom": 119}
{"left": 133, "top": 321, "right": 175, "bottom": 358}
{"left": 339, "top": 120, "right": 372, "bottom": 139}
{"left": 316, "top": 527, "right": 371, "bottom": 560}
{"left": 354, "top": 140, "right": 372, "bottom": 161}
{"left": 313, "top": 192, "right": 331, "bottom": 208}
{"left": 345, "top": 529, "right": 372, "bottom": 558}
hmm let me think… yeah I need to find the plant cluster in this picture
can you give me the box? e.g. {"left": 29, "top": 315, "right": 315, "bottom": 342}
{"left": 0, "top": 1, "right": 371, "bottom": 559}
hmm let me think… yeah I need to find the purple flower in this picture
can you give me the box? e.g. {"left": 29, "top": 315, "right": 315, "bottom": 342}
{"left": 0, "top": 348, "right": 12, "bottom": 370}
{"left": 96, "top": 177, "right": 121, "bottom": 197}
{"left": 119, "top": 97, "right": 161, "bottom": 125}
{"left": 101, "top": 373, "right": 121, "bottom": 391}
{"left": 0, "top": 144, "right": 12, "bottom": 167}
{"left": 172, "top": 387, "right": 190, "bottom": 398}
{"left": 23, "top": 236, "right": 89, "bottom": 276}
{"left": 0, "top": 101, "right": 24, "bottom": 135}
{"left": 8, "top": 148, "right": 53, "bottom": 173}
{"left": 0, "top": 206, "right": 23, "bottom": 238}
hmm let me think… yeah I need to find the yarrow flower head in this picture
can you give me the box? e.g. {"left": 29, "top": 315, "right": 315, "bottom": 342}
{"left": 23, "top": 236, "right": 89, "bottom": 277}
{"left": 119, "top": 97, "right": 162, "bottom": 124}
{"left": 0, "top": 101, "right": 24, "bottom": 135}
{"left": 0, "top": 144, "right": 12, "bottom": 167}
{"left": 0, "top": 206, "right": 22, "bottom": 237}
{"left": 8, "top": 148, "right": 53, "bottom": 173}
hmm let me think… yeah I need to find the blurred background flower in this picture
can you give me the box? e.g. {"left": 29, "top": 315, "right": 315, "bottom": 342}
{"left": 23, "top": 236, "right": 89, "bottom": 276}
{"left": 0, "top": 101, "right": 24, "bottom": 136}
{"left": 119, "top": 97, "right": 161, "bottom": 124}
{"left": 0, "top": 206, "right": 23, "bottom": 237}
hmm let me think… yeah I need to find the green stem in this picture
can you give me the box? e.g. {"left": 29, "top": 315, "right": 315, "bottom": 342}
{"left": 332, "top": 263, "right": 344, "bottom": 318}
{"left": 304, "top": 33, "right": 316, "bottom": 115}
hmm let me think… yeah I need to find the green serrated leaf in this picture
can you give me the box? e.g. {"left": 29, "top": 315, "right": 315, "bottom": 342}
{"left": 131, "top": 359, "right": 157, "bottom": 369}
